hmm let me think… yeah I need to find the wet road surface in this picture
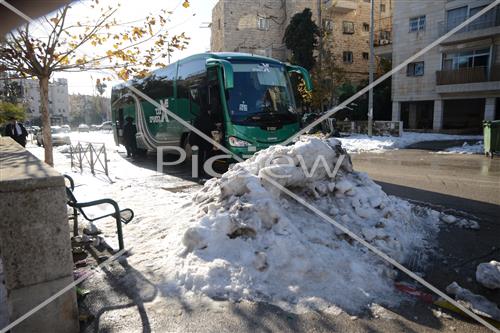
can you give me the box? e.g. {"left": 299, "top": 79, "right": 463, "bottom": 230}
{"left": 351, "top": 149, "right": 500, "bottom": 206}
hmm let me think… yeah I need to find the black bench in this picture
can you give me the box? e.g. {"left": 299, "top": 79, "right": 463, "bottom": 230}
{"left": 64, "top": 174, "right": 133, "bottom": 250}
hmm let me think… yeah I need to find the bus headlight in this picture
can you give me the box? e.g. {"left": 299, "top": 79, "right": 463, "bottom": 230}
{"left": 228, "top": 136, "right": 251, "bottom": 147}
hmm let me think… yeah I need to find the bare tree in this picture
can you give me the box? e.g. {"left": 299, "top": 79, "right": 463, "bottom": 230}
{"left": 0, "top": 1, "right": 190, "bottom": 165}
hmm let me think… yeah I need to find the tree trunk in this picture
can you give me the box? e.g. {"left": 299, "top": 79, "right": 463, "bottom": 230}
{"left": 39, "top": 76, "right": 54, "bottom": 166}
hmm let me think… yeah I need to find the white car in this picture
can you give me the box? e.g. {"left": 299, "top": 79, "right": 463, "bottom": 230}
{"left": 78, "top": 124, "right": 90, "bottom": 132}
{"left": 98, "top": 121, "right": 113, "bottom": 131}
{"left": 61, "top": 124, "right": 71, "bottom": 133}
{"left": 36, "top": 126, "right": 71, "bottom": 146}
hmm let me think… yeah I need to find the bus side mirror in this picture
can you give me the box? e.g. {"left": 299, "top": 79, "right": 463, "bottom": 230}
{"left": 206, "top": 58, "right": 234, "bottom": 90}
{"left": 286, "top": 65, "right": 313, "bottom": 92}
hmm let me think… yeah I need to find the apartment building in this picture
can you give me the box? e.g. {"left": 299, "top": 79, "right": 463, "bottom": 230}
{"left": 390, "top": 0, "right": 500, "bottom": 133}
{"left": 1, "top": 76, "right": 71, "bottom": 125}
{"left": 211, "top": 0, "right": 392, "bottom": 85}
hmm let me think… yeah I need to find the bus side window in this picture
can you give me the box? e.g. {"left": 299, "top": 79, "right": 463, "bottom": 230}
{"left": 189, "top": 86, "right": 201, "bottom": 116}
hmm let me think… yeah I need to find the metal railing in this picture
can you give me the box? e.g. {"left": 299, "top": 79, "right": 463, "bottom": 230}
{"left": 436, "top": 65, "right": 500, "bottom": 85}
{"left": 70, "top": 141, "right": 109, "bottom": 176}
{"left": 374, "top": 30, "right": 392, "bottom": 46}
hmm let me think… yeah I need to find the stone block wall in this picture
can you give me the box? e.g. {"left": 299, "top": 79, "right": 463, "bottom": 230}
{"left": 211, "top": 0, "right": 392, "bottom": 85}
{"left": 0, "top": 137, "right": 79, "bottom": 333}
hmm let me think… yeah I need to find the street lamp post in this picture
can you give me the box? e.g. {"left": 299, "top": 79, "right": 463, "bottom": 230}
{"left": 368, "top": 0, "right": 375, "bottom": 136}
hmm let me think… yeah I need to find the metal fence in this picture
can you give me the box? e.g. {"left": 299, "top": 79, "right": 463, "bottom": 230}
{"left": 70, "top": 141, "right": 109, "bottom": 176}
{"left": 327, "top": 120, "right": 403, "bottom": 137}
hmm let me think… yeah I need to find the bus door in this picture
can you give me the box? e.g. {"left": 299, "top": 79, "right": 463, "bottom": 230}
{"left": 117, "top": 108, "right": 124, "bottom": 144}
{"left": 207, "top": 67, "right": 224, "bottom": 141}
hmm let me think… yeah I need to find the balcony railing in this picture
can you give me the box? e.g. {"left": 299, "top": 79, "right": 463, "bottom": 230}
{"left": 374, "top": 16, "right": 392, "bottom": 47}
{"left": 438, "top": 10, "right": 499, "bottom": 36}
{"left": 436, "top": 65, "right": 500, "bottom": 85}
{"left": 374, "top": 30, "right": 392, "bottom": 46}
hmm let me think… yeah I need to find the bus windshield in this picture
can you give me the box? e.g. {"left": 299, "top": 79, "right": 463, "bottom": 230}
{"left": 227, "top": 62, "right": 296, "bottom": 124}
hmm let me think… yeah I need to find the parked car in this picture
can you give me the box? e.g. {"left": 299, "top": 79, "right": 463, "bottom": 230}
{"left": 78, "top": 124, "right": 90, "bottom": 132}
{"left": 61, "top": 124, "right": 71, "bottom": 133}
{"left": 90, "top": 124, "right": 99, "bottom": 131}
{"left": 36, "top": 126, "right": 71, "bottom": 146}
{"left": 98, "top": 121, "right": 113, "bottom": 131}
{"left": 31, "top": 125, "right": 41, "bottom": 135}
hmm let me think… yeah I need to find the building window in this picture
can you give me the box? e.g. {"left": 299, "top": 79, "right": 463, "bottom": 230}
{"left": 322, "top": 19, "right": 333, "bottom": 32}
{"left": 362, "top": 52, "right": 369, "bottom": 60}
{"left": 446, "top": 6, "right": 467, "bottom": 31}
{"left": 257, "top": 17, "right": 269, "bottom": 30}
{"left": 409, "top": 15, "right": 426, "bottom": 32}
{"left": 218, "top": 19, "right": 221, "bottom": 30}
{"left": 442, "top": 48, "right": 490, "bottom": 70}
{"left": 407, "top": 62, "right": 425, "bottom": 76}
{"left": 363, "top": 23, "right": 370, "bottom": 32}
{"left": 343, "top": 51, "right": 353, "bottom": 64}
{"left": 343, "top": 21, "right": 354, "bottom": 34}
{"left": 380, "top": 3, "right": 386, "bottom": 12}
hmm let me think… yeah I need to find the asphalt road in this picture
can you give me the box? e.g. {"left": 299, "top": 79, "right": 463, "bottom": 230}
{"left": 77, "top": 149, "right": 500, "bottom": 333}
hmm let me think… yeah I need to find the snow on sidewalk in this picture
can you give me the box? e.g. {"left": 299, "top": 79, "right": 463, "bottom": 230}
{"left": 337, "top": 132, "right": 482, "bottom": 153}
{"left": 438, "top": 141, "right": 484, "bottom": 155}
{"left": 26, "top": 133, "right": 477, "bottom": 316}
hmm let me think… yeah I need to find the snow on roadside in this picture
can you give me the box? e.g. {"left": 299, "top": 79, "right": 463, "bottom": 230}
{"left": 24, "top": 132, "right": 477, "bottom": 316}
{"left": 337, "top": 132, "right": 482, "bottom": 153}
{"left": 174, "top": 137, "right": 442, "bottom": 313}
{"left": 438, "top": 141, "right": 484, "bottom": 155}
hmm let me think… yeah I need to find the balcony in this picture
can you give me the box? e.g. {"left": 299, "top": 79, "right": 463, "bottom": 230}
{"left": 438, "top": 10, "right": 500, "bottom": 42}
{"left": 436, "top": 66, "right": 500, "bottom": 85}
{"left": 436, "top": 65, "right": 500, "bottom": 90}
{"left": 373, "top": 18, "right": 392, "bottom": 57}
{"left": 374, "top": 31, "right": 392, "bottom": 47}
{"left": 326, "top": 0, "right": 357, "bottom": 13}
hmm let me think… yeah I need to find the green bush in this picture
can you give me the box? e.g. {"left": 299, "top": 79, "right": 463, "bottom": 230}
{"left": 0, "top": 101, "right": 26, "bottom": 124}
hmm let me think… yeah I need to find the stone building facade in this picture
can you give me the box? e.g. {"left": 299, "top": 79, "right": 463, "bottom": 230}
{"left": 390, "top": 0, "right": 500, "bottom": 133}
{"left": 2, "top": 77, "right": 71, "bottom": 125}
{"left": 211, "top": 0, "right": 392, "bottom": 85}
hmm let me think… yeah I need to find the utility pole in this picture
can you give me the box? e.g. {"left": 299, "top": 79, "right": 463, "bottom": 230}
{"left": 317, "top": 0, "right": 323, "bottom": 113}
{"left": 368, "top": 0, "right": 375, "bottom": 136}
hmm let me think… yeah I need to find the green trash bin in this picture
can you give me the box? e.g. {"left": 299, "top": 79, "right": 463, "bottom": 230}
{"left": 483, "top": 120, "right": 500, "bottom": 157}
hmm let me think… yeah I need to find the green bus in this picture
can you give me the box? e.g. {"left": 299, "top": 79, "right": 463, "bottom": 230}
{"left": 111, "top": 52, "right": 312, "bottom": 158}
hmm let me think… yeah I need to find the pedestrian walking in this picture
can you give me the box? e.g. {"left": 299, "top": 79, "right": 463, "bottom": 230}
{"left": 4, "top": 117, "right": 28, "bottom": 147}
{"left": 123, "top": 116, "right": 137, "bottom": 158}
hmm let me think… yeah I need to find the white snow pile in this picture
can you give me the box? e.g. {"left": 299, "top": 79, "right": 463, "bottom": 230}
{"left": 476, "top": 261, "right": 500, "bottom": 289}
{"left": 338, "top": 132, "right": 482, "bottom": 153}
{"left": 446, "top": 282, "right": 500, "bottom": 321}
{"left": 440, "top": 141, "right": 484, "bottom": 155}
{"left": 176, "top": 137, "right": 441, "bottom": 313}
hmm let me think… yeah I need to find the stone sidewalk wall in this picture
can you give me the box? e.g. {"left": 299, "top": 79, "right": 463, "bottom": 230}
{"left": 0, "top": 137, "right": 79, "bottom": 333}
